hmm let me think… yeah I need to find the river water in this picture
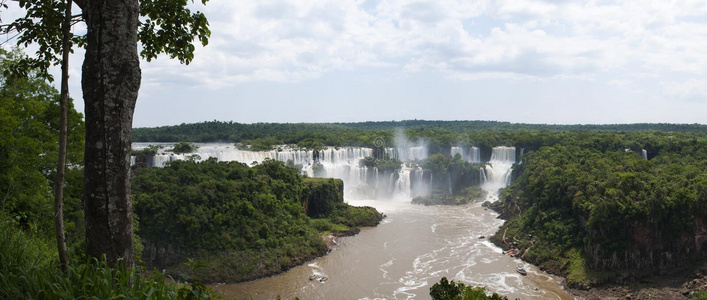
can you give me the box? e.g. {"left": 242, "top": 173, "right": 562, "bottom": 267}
{"left": 211, "top": 199, "right": 573, "bottom": 300}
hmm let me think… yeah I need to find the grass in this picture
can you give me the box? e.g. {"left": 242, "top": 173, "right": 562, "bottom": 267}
{"left": 0, "top": 213, "right": 223, "bottom": 299}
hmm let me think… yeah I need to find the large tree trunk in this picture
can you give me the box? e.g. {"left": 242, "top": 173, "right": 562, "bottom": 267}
{"left": 82, "top": 0, "right": 141, "bottom": 268}
{"left": 53, "top": 0, "right": 73, "bottom": 273}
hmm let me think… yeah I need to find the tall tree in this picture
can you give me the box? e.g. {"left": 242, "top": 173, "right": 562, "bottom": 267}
{"left": 80, "top": 0, "right": 141, "bottom": 267}
{"left": 53, "top": 0, "right": 72, "bottom": 273}
{"left": 5, "top": 0, "right": 210, "bottom": 267}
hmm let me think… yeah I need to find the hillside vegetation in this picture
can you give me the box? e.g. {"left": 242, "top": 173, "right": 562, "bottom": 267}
{"left": 132, "top": 158, "right": 383, "bottom": 283}
{"left": 490, "top": 134, "right": 707, "bottom": 288}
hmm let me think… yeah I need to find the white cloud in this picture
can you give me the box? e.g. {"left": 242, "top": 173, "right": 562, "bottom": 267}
{"left": 5, "top": 0, "right": 707, "bottom": 125}
{"left": 137, "top": 0, "right": 707, "bottom": 86}
{"left": 661, "top": 78, "right": 707, "bottom": 100}
{"left": 7, "top": 0, "right": 707, "bottom": 85}
{"left": 608, "top": 79, "right": 631, "bottom": 87}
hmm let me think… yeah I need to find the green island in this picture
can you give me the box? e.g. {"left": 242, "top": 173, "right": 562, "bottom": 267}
{"left": 132, "top": 158, "right": 383, "bottom": 283}
{"left": 412, "top": 186, "right": 487, "bottom": 206}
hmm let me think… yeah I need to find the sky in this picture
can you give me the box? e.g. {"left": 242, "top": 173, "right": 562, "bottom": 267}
{"left": 3, "top": 0, "right": 707, "bottom": 127}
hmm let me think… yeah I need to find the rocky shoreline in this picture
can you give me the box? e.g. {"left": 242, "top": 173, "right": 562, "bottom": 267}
{"left": 323, "top": 228, "right": 361, "bottom": 249}
{"left": 566, "top": 267, "right": 707, "bottom": 299}
{"left": 486, "top": 203, "right": 707, "bottom": 299}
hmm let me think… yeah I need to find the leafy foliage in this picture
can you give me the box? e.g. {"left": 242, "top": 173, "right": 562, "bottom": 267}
{"left": 413, "top": 186, "right": 486, "bottom": 206}
{"left": 2, "top": 0, "right": 84, "bottom": 81}
{"left": 429, "top": 277, "right": 509, "bottom": 300}
{"left": 4, "top": 0, "right": 211, "bottom": 80}
{"left": 133, "top": 120, "right": 707, "bottom": 151}
{"left": 0, "top": 48, "right": 84, "bottom": 243}
{"left": 172, "top": 141, "right": 198, "bottom": 154}
{"left": 490, "top": 134, "right": 707, "bottom": 287}
{"left": 132, "top": 159, "right": 382, "bottom": 282}
{"left": 0, "top": 212, "right": 222, "bottom": 300}
{"left": 138, "top": 0, "right": 211, "bottom": 64}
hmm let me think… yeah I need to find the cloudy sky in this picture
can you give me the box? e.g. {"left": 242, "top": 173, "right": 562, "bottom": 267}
{"left": 4, "top": 0, "right": 707, "bottom": 127}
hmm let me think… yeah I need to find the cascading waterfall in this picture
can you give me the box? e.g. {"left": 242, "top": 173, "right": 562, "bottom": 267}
{"left": 313, "top": 147, "right": 373, "bottom": 193}
{"left": 479, "top": 167, "right": 487, "bottom": 184}
{"left": 411, "top": 169, "right": 426, "bottom": 198}
{"left": 450, "top": 146, "right": 481, "bottom": 163}
{"left": 133, "top": 143, "right": 373, "bottom": 197}
{"left": 385, "top": 147, "right": 427, "bottom": 162}
{"left": 451, "top": 147, "right": 463, "bottom": 158}
{"left": 447, "top": 173, "right": 453, "bottom": 194}
{"left": 482, "top": 146, "right": 516, "bottom": 202}
{"left": 132, "top": 142, "right": 518, "bottom": 202}
{"left": 642, "top": 149, "right": 648, "bottom": 160}
{"left": 469, "top": 146, "right": 481, "bottom": 163}
{"left": 393, "top": 167, "right": 413, "bottom": 200}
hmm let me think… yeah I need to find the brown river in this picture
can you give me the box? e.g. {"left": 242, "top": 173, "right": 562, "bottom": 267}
{"left": 210, "top": 199, "right": 573, "bottom": 300}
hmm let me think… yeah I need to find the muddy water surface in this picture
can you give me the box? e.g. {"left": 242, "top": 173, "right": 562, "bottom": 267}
{"left": 211, "top": 200, "right": 572, "bottom": 300}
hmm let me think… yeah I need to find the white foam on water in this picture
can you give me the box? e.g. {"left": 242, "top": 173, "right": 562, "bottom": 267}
{"left": 380, "top": 259, "right": 395, "bottom": 279}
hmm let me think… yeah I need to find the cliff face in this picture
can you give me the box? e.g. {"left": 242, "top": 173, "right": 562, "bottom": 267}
{"left": 141, "top": 239, "right": 183, "bottom": 270}
{"left": 302, "top": 178, "right": 344, "bottom": 218}
{"left": 586, "top": 218, "right": 707, "bottom": 271}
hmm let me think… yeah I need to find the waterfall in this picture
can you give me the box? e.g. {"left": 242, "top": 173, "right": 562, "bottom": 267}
{"left": 150, "top": 154, "right": 172, "bottom": 168}
{"left": 132, "top": 143, "right": 373, "bottom": 197}
{"left": 451, "top": 147, "right": 463, "bottom": 158}
{"left": 394, "top": 167, "right": 413, "bottom": 199}
{"left": 482, "top": 146, "right": 516, "bottom": 202}
{"left": 132, "top": 142, "right": 518, "bottom": 202}
{"left": 450, "top": 146, "right": 480, "bottom": 163}
{"left": 317, "top": 147, "right": 373, "bottom": 194}
{"left": 412, "top": 168, "right": 426, "bottom": 198}
{"left": 385, "top": 147, "right": 427, "bottom": 162}
{"left": 469, "top": 146, "right": 481, "bottom": 163}
{"left": 447, "top": 173, "right": 453, "bottom": 195}
{"left": 642, "top": 149, "right": 648, "bottom": 160}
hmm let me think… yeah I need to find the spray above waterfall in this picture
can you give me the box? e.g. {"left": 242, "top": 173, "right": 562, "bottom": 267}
{"left": 385, "top": 128, "right": 428, "bottom": 162}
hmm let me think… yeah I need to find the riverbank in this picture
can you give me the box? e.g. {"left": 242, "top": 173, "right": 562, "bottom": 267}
{"left": 323, "top": 226, "right": 368, "bottom": 249}
{"left": 566, "top": 266, "right": 707, "bottom": 299}
{"left": 488, "top": 201, "right": 707, "bottom": 299}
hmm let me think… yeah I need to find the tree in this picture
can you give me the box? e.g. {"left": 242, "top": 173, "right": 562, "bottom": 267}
{"left": 53, "top": 0, "right": 73, "bottom": 273}
{"left": 4, "top": 0, "right": 210, "bottom": 267}
{"left": 173, "top": 142, "right": 198, "bottom": 154}
{"left": 0, "top": 48, "right": 85, "bottom": 236}
{"left": 430, "top": 277, "right": 509, "bottom": 300}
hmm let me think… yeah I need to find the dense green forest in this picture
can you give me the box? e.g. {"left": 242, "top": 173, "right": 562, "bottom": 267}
{"left": 133, "top": 120, "right": 707, "bottom": 149}
{"left": 0, "top": 49, "right": 216, "bottom": 299}
{"left": 132, "top": 158, "right": 383, "bottom": 283}
{"left": 429, "top": 277, "right": 510, "bottom": 300}
{"left": 134, "top": 118, "right": 707, "bottom": 290}
{"left": 490, "top": 133, "right": 707, "bottom": 288}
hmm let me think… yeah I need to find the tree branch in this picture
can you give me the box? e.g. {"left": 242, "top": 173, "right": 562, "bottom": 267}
{"left": 73, "top": 0, "right": 85, "bottom": 10}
